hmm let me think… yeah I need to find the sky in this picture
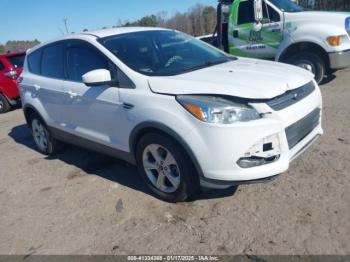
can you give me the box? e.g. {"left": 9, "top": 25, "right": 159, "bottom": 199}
{"left": 0, "top": 0, "right": 217, "bottom": 44}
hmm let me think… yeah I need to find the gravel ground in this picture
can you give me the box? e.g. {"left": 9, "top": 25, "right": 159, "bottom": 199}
{"left": 0, "top": 69, "right": 349, "bottom": 255}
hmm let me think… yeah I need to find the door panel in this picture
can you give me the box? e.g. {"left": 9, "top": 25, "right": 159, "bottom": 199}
{"left": 62, "top": 40, "right": 124, "bottom": 149}
{"left": 228, "top": 0, "right": 283, "bottom": 59}
{"left": 62, "top": 81, "right": 123, "bottom": 148}
{"left": 33, "top": 43, "right": 68, "bottom": 127}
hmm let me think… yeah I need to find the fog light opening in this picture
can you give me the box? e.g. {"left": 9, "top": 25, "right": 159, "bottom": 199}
{"left": 237, "top": 155, "right": 280, "bottom": 169}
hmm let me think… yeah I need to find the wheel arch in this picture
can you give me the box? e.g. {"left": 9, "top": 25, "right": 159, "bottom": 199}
{"left": 129, "top": 121, "right": 204, "bottom": 178}
{"left": 278, "top": 41, "right": 330, "bottom": 69}
{"left": 23, "top": 104, "right": 43, "bottom": 126}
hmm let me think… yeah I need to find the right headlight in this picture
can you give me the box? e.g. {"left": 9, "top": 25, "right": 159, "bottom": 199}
{"left": 176, "top": 95, "right": 261, "bottom": 124}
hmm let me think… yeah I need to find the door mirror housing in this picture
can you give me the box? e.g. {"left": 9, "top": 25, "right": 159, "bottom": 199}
{"left": 254, "top": 0, "right": 263, "bottom": 22}
{"left": 82, "top": 69, "right": 114, "bottom": 87}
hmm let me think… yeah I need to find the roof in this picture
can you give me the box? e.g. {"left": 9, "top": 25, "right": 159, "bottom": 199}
{"left": 79, "top": 27, "right": 170, "bottom": 38}
{"left": 26, "top": 27, "right": 172, "bottom": 55}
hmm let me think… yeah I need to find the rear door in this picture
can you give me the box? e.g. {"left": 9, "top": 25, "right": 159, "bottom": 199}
{"left": 62, "top": 40, "right": 125, "bottom": 149}
{"left": 25, "top": 43, "right": 68, "bottom": 127}
{"left": 228, "top": 0, "right": 283, "bottom": 59}
{"left": 0, "top": 59, "right": 8, "bottom": 92}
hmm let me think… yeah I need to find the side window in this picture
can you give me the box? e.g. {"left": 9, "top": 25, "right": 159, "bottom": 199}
{"left": 27, "top": 49, "right": 42, "bottom": 75}
{"left": 0, "top": 61, "right": 4, "bottom": 71}
{"left": 41, "top": 44, "right": 65, "bottom": 79}
{"left": 66, "top": 43, "right": 108, "bottom": 82}
{"left": 263, "top": 3, "right": 281, "bottom": 22}
{"left": 237, "top": 0, "right": 255, "bottom": 25}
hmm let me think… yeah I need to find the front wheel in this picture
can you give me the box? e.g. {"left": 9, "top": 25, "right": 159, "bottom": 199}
{"left": 287, "top": 52, "right": 326, "bottom": 84}
{"left": 136, "top": 133, "right": 199, "bottom": 202}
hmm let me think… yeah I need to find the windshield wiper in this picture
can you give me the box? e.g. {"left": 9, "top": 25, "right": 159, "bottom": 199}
{"left": 182, "top": 59, "right": 230, "bottom": 74}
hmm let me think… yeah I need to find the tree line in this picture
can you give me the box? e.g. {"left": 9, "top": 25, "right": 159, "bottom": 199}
{"left": 0, "top": 40, "right": 40, "bottom": 54}
{"left": 115, "top": 4, "right": 217, "bottom": 37}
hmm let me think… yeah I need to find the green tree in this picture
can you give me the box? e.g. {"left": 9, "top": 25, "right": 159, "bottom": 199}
{"left": 0, "top": 44, "right": 5, "bottom": 54}
{"left": 138, "top": 15, "right": 158, "bottom": 27}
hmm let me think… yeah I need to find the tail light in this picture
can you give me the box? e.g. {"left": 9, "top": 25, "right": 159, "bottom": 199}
{"left": 4, "top": 70, "right": 18, "bottom": 80}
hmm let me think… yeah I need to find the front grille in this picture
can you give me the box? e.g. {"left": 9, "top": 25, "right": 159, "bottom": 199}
{"left": 286, "top": 108, "right": 321, "bottom": 149}
{"left": 267, "top": 81, "right": 315, "bottom": 111}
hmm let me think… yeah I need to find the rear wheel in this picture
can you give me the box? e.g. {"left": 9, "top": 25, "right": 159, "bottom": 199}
{"left": 287, "top": 52, "right": 325, "bottom": 84}
{"left": 29, "top": 113, "right": 62, "bottom": 155}
{"left": 136, "top": 133, "right": 199, "bottom": 202}
{"left": 0, "top": 93, "right": 11, "bottom": 114}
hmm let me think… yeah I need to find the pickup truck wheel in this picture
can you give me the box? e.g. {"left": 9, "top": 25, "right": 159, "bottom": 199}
{"left": 0, "top": 93, "right": 11, "bottom": 114}
{"left": 29, "top": 113, "right": 62, "bottom": 155}
{"left": 287, "top": 52, "right": 325, "bottom": 84}
{"left": 136, "top": 133, "right": 200, "bottom": 202}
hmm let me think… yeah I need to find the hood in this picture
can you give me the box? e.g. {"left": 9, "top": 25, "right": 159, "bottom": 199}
{"left": 285, "top": 11, "right": 350, "bottom": 27}
{"left": 148, "top": 58, "right": 314, "bottom": 99}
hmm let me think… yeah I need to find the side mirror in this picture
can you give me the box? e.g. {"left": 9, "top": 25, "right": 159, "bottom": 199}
{"left": 82, "top": 69, "right": 113, "bottom": 87}
{"left": 254, "top": 0, "right": 263, "bottom": 22}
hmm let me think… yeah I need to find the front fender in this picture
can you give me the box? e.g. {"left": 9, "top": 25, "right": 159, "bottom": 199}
{"left": 277, "top": 23, "right": 347, "bottom": 61}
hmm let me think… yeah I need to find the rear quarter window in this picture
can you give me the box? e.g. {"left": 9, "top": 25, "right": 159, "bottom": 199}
{"left": 0, "top": 61, "right": 4, "bottom": 71}
{"left": 27, "top": 49, "right": 42, "bottom": 75}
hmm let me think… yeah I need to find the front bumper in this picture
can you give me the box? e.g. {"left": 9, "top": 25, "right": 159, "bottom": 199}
{"left": 329, "top": 49, "right": 350, "bottom": 69}
{"left": 184, "top": 84, "right": 323, "bottom": 189}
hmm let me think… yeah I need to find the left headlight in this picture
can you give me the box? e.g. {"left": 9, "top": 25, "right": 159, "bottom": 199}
{"left": 176, "top": 95, "right": 261, "bottom": 124}
{"left": 346, "top": 17, "right": 350, "bottom": 35}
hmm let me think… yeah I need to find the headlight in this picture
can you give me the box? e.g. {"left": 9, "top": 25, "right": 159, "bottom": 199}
{"left": 176, "top": 95, "right": 261, "bottom": 124}
{"left": 346, "top": 17, "right": 350, "bottom": 34}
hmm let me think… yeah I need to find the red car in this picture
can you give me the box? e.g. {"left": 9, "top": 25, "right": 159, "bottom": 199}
{"left": 0, "top": 51, "right": 26, "bottom": 113}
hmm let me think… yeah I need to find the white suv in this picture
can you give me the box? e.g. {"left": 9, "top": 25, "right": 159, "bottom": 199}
{"left": 19, "top": 27, "right": 323, "bottom": 202}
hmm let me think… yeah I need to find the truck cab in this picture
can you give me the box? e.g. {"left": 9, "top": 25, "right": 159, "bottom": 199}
{"left": 212, "top": 0, "right": 350, "bottom": 83}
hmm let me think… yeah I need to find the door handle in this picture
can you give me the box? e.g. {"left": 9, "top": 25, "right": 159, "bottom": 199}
{"left": 67, "top": 91, "right": 78, "bottom": 98}
{"left": 33, "top": 84, "right": 41, "bottom": 91}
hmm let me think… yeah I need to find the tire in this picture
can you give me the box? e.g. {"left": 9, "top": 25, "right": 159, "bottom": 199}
{"left": 29, "top": 112, "right": 62, "bottom": 155}
{"left": 287, "top": 52, "right": 326, "bottom": 84}
{"left": 0, "top": 93, "right": 11, "bottom": 114}
{"left": 136, "top": 133, "right": 200, "bottom": 202}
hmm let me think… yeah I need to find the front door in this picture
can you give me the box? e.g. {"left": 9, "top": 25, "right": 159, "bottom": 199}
{"left": 228, "top": 0, "right": 283, "bottom": 59}
{"left": 62, "top": 40, "right": 125, "bottom": 149}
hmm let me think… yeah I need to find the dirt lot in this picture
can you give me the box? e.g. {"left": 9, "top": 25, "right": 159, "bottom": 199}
{"left": 0, "top": 70, "right": 349, "bottom": 256}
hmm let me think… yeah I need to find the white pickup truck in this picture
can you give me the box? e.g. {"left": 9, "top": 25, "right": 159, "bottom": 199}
{"left": 201, "top": 0, "right": 350, "bottom": 83}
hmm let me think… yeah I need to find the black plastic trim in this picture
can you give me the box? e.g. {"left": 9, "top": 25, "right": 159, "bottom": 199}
{"left": 201, "top": 174, "right": 281, "bottom": 187}
{"left": 49, "top": 127, "right": 136, "bottom": 164}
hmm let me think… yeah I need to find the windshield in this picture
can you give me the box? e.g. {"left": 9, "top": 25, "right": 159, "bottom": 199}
{"left": 7, "top": 54, "right": 25, "bottom": 69}
{"left": 100, "top": 30, "right": 232, "bottom": 76}
{"left": 269, "top": 0, "right": 304, "bottom": 12}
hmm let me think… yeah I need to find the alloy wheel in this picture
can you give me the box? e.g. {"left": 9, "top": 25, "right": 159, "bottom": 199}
{"left": 142, "top": 144, "right": 181, "bottom": 193}
{"left": 32, "top": 119, "right": 49, "bottom": 152}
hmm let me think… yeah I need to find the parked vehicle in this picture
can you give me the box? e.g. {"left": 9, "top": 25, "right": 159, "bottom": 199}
{"left": 19, "top": 28, "right": 323, "bottom": 202}
{"left": 200, "top": 0, "right": 350, "bottom": 84}
{"left": 0, "top": 52, "right": 25, "bottom": 113}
